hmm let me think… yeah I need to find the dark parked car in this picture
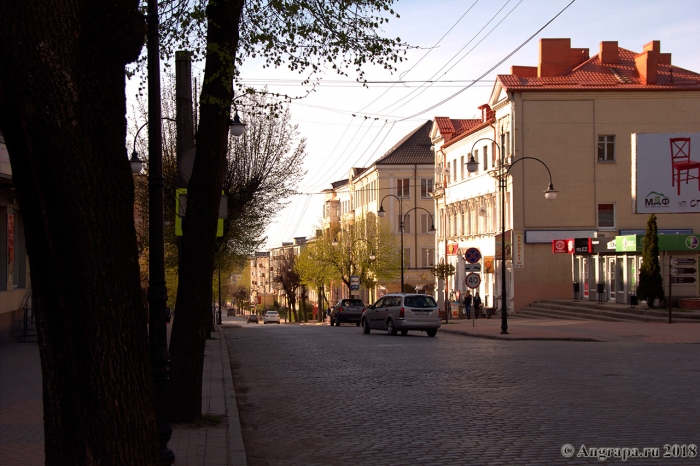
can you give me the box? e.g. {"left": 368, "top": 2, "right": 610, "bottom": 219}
{"left": 247, "top": 314, "right": 259, "bottom": 324}
{"left": 330, "top": 299, "right": 366, "bottom": 326}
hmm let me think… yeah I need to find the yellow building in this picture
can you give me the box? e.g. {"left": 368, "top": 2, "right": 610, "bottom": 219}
{"left": 433, "top": 38, "right": 700, "bottom": 312}
{"left": 322, "top": 121, "right": 437, "bottom": 301}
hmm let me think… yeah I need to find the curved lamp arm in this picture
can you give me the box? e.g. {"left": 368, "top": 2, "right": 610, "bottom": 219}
{"left": 466, "top": 137, "right": 501, "bottom": 172}
{"left": 403, "top": 206, "right": 436, "bottom": 231}
{"left": 130, "top": 117, "right": 177, "bottom": 173}
{"left": 377, "top": 193, "right": 402, "bottom": 218}
{"left": 505, "top": 156, "right": 558, "bottom": 200}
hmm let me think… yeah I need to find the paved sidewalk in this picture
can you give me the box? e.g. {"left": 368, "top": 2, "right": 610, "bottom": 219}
{"left": 0, "top": 323, "right": 246, "bottom": 466}
{"left": 440, "top": 314, "right": 700, "bottom": 343}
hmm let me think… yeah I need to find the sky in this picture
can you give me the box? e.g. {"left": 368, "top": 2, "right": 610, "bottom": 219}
{"left": 130, "top": 0, "right": 700, "bottom": 252}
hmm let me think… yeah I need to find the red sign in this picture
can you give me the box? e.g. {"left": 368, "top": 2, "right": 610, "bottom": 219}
{"left": 552, "top": 239, "right": 574, "bottom": 254}
{"left": 447, "top": 243, "right": 459, "bottom": 255}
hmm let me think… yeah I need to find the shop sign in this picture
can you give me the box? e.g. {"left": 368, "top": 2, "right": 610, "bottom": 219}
{"left": 552, "top": 239, "right": 570, "bottom": 254}
{"left": 483, "top": 256, "right": 494, "bottom": 273}
{"left": 658, "top": 234, "right": 700, "bottom": 251}
{"left": 574, "top": 238, "right": 592, "bottom": 253}
{"left": 616, "top": 235, "right": 643, "bottom": 252}
{"left": 513, "top": 231, "right": 524, "bottom": 268}
{"left": 447, "top": 243, "right": 459, "bottom": 255}
{"left": 495, "top": 230, "right": 512, "bottom": 258}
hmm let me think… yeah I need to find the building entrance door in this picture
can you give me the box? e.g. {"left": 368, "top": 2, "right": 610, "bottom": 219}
{"left": 608, "top": 257, "right": 617, "bottom": 303}
{"left": 582, "top": 257, "right": 590, "bottom": 299}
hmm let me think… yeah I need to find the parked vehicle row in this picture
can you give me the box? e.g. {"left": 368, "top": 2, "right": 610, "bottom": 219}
{"left": 330, "top": 294, "right": 440, "bottom": 337}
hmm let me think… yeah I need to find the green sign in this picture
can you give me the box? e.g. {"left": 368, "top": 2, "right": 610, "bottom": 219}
{"left": 658, "top": 234, "right": 700, "bottom": 251}
{"left": 615, "top": 234, "right": 700, "bottom": 252}
{"left": 615, "top": 235, "right": 642, "bottom": 252}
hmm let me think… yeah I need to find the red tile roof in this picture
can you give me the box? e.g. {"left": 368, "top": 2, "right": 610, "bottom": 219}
{"left": 498, "top": 47, "right": 700, "bottom": 91}
{"left": 434, "top": 117, "right": 482, "bottom": 143}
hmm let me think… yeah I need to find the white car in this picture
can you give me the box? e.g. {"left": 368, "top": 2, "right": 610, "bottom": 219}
{"left": 264, "top": 311, "right": 281, "bottom": 324}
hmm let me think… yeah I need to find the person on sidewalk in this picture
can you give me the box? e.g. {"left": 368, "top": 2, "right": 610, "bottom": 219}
{"left": 473, "top": 292, "right": 482, "bottom": 319}
{"left": 463, "top": 291, "right": 472, "bottom": 319}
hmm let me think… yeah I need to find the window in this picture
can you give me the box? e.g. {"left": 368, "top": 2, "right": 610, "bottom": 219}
{"left": 483, "top": 145, "right": 488, "bottom": 170}
{"left": 446, "top": 162, "right": 451, "bottom": 183}
{"left": 421, "top": 248, "right": 435, "bottom": 268}
{"left": 452, "top": 159, "right": 457, "bottom": 182}
{"left": 420, "top": 178, "right": 433, "bottom": 198}
{"left": 420, "top": 213, "right": 433, "bottom": 233}
{"left": 397, "top": 178, "right": 410, "bottom": 198}
{"left": 598, "top": 204, "right": 615, "bottom": 228}
{"left": 473, "top": 150, "right": 479, "bottom": 172}
{"left": 460, "top": 156, "right": 465, "bottom": 179}
{"left": 403, "top": 248, "right": 411, "bottom": 269}
{"left": 399, "top": 213, "right": 411, "bottom": 234}
{"left": 598, "top": 135, "right": 615, "bottom": 161}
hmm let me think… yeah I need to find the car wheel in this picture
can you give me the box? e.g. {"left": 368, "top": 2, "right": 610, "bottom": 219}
{"left": 400, "top": 330, "right": 408, "bottom": 336}
{"left": 426, "top": 329, "right": 437, "bottom": 337}
{"left": 362, "top": 319, "right": 371, "bottom": 334}
{"left": 386, "top": 320, "right": 397, "bottom": 336}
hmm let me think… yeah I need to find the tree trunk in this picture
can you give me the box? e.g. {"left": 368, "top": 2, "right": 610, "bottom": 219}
{"left": 0, "top": 1, "right": 158, "bottom": 464}
{"left": 168, "top": 0, "right": 244, "bottom": 422}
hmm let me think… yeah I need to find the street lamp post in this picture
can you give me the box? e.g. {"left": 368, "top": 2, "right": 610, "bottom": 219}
{"left": 466, "top": 139, "right": 557, "bottom": 334}
{"left": 378, "top": 196, "right": 435, "bottom": 293}
{"left": 146, "top": 0, "right": 174, "bottom": 462}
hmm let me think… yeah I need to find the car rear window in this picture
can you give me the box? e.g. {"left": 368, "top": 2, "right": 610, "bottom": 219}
{"left": 404, "top": 296, "right": 438, "bottom": 308}
{"left": 267, "top": 311, "right": 279, "bottom": 315}
{"left": 341, "top": 300, "right": 364, "bottom": 306}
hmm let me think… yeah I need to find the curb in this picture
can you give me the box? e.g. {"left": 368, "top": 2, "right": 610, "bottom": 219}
{"left": 439, "top": 327, "right": 603, "bottom": 342}
{"left": 218, "top": 326, "right": 247, "bottom": 466}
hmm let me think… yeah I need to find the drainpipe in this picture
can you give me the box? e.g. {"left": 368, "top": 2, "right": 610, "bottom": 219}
{"left": 414, "top": 164, "right": 418, "bottom": 280}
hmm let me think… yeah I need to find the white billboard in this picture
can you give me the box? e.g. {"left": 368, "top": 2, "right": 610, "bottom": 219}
{"left": 632, "top": 132, "right": 700, "bottom": 214}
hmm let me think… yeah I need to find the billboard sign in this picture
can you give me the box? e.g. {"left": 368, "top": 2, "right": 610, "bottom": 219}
{"left": 632, "top": 132, "right": 700, "bottom": 213}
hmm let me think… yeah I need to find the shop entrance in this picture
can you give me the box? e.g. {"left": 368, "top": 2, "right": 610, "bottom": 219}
{"left": 608, "top": 257, "right": 617, "bottom": 303}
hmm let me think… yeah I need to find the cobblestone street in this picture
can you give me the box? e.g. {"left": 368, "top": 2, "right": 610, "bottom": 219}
{"left": 225, "top": 324, "right": 700, "bottom": 465}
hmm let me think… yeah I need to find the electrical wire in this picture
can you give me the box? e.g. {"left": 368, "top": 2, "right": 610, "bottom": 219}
{"left": 399, "top": 0, "right": 577, "bottom": 121}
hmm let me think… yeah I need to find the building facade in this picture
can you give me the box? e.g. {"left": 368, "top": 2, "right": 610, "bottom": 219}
{"left": 322, "top": 121, "right": 437, "bottom": 302}
{"left": 433, "top": 38, "right": 700, "bottom": 312}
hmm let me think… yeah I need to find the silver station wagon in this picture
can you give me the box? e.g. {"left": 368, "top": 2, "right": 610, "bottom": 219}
{"left": 361, "top": 293, "right": 441, "bottom": 337}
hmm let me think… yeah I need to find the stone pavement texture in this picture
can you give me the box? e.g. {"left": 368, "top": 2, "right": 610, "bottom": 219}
{"left": 0, "top": 324, "right": 246, "bottom": 466}
{"left": 440, "top": 314, "right": 700, "bottom": 343}
{"left": 1, "top": 310, "right": 698, "bottom": 465}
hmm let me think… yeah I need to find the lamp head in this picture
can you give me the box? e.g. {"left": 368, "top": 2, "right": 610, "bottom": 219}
{"left": 377, "top": 205, "right": 386, "bottom": 218}
{"left": 466, "top": 153, "right": 478, "bottom": 173}
{"left": 429, "top": 224, "right": 436, "bottom": 232}
{"left": 229, "top": 111, "right": 246, "bottom": 137}
{"left": 544, "top": 183, "right": 558, "bottom": 200}
{"left": 369, "top": 253, "right": 376, "bottom": 261}
{"left": 129, "top": 151, "right": 143, "bottom": 174}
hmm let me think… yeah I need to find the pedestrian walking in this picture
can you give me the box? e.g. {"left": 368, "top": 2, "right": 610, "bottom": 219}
{"left": 463, "top": 291, "right": 473, "bottom": 319}
{"left": 473, "top": 292, "right": 482, "bottom": 319}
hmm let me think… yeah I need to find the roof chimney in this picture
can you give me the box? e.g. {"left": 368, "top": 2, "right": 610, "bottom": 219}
{"left": 538, "top": 38, "right": 571, "bottom": 77}
{"left": 635, "top": 49, "right": 658, "bottom": 85}
{"left": 599, "top": 41, "right": 618, "bottom": 64}
{"left": 570, "top": 48, "right": 589, "bottom": 68}
{"left": 636, "top": 40, "right": 665, "bottom": 85}
{"left": 510, "top": 66, "right": 538, "bottom": 77}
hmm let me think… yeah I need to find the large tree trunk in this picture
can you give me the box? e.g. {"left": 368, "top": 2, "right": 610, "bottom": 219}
{"left": 168, "top": 0, "right": 244, "bottom": 422}
{"left": 0, "top": 1, "right": 158, "bottom": 464}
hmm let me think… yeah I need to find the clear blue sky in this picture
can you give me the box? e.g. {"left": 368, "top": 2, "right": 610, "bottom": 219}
{"left": 133, "top": 0, "right": 700, "bottom": 251}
